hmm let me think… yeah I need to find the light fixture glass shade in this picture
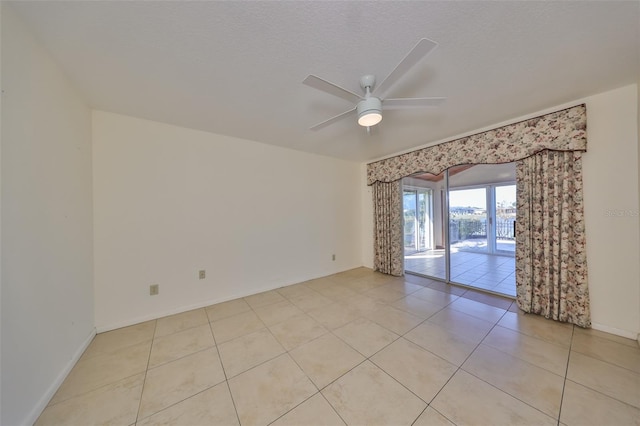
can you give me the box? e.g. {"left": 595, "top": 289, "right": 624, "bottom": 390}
{"left": 357, "top": 97, "right": 382, "bottom": 127}
{"left": 358, "top": 111, "right": 382, "bottom": 127}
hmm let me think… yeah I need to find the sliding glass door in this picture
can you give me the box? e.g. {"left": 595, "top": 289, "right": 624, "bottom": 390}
{"left": 403, "top": 187, "right": 432, "bottom": 254}
{"left": 402, "top": 174, "right": 445, "bottom": 280}
{"left": 404, "top": 164, "right": 516, "bottom": 297}
{"left": 495, "top": 184, "right": 516, "bottom": 254}
{"left": 449, "top": 187, "right": 489, "bottom": 253}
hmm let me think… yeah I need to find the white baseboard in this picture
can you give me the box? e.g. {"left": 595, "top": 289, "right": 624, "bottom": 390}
{"left": 96, "top": 287, "right": 269, "bottom": 333}
{"left": 591, "top": 322, "right": 639, "bottom": 340}
{"left": 96, "top": 265, "right": 363, "bottom": 333}
{"left": 24, "top": 327, "right": 97, "bottom": 426}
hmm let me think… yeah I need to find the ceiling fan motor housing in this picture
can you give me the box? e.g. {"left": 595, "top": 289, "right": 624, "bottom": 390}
{"left": 359, "top": 74, "right": 376, "bottom": 91}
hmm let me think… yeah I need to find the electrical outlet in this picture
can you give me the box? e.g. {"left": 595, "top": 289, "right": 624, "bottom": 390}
{"left": 150, "top": 284, "right": 159, "bottom": 296}
{"left": 332, "top": 254, "right": 336, "bottom": 261}
{"left": 199, "top": 270, "right": 206, "bottom": 279}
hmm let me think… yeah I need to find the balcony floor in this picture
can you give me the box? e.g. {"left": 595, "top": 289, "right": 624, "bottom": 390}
{"left": 405, "top": 249, "right": 516, "bottom": 297}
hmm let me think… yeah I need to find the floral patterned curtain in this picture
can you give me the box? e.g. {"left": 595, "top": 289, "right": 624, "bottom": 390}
{"left": 373, "top": 181, "right": 404, "bottom": 276}
{"left": 367, "top": 104, "right": 591, "bottom": 327}
{"left": 515, "top": 151, "right": 590, "bottom": 327}
{"left": 367, "top": 104, "right": 586, "bottom": 185}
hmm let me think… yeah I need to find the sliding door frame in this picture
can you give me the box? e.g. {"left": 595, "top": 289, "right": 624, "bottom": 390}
{"left": 404, "top": 167, "right": 516, "bottom": 298}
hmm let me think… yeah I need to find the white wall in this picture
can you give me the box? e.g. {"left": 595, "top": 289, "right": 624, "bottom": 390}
{"left": 93, "top": 111, "right": 362, "bottom": 331}
{"left": 582, "top": 84, "right": 639, "bottom": 338}
{"left": 1, "top": 5, "right": 95, "bottom": 426}
{"left": 637, "top": 80, "right": 640, "bottom": 344}
{"left": 361, "top": 164, "right": 374, "bottom": 269}
{"left": 362, "top": 84, "right": 640, "bottom": 339}
{"left": 0, "top": 4, "right": 4, "bottom": 423}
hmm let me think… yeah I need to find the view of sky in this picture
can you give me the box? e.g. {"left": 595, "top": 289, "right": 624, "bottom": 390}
{"left": 450, "top": 185, "right": 516, "bottom": 209}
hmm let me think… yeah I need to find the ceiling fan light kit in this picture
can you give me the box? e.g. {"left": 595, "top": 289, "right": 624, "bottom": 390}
{"left": 357, "top": 96, "right": 382, "bottom": 127}
{"left": 303, "top": 38, "right": 445, "bottom": 131}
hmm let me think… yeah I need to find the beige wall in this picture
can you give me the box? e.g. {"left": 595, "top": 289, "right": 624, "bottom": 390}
{"left": 1, "top": 5, "right": 95, "bottom": 425}
{"left": 582, "top": 84, "right": 639, "bottom": 338}
{"left": 362, "top": 84, "right": 640, "bottom": 339}
{"left": 93, "top": 111, "right": 362, "bottom": 331}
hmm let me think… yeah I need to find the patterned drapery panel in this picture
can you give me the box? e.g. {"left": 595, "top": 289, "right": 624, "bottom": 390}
{"left": 373, "top": 181, "right": 404, "bottom": 276}
{"left": 367, "top": 104, "right": 586, "bottom": 185}
{"left": 515, "top": 150, "right": 591, "bottom": 328}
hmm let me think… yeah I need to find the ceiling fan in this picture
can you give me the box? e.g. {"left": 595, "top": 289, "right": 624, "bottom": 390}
{"left": 303, "top": 38, "right": 445, "bottom": 131}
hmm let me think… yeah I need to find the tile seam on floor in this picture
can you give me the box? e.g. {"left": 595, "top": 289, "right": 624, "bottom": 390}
{"left": 207, "top": 319, "right": 243, "bottom": 426}
{"left": 134, "top": 319, "right": 157, "bottom": 425}
{"left": 568, "top": 347, "right": 640, "bottom": 374}
{"left": 41, "top": 370, "right": 147, "bottom": 410}
{"left": 562, "top": 377, "right": 640, "bottom": 411}
{"left": 556, "top": 326, "right": 576, "bottom": 426}
{"left": 459, "top": 353, "right": 564, "bottom": 419}
{"left": 564, "top": 352, "right": 640, "bottom": 410}
{"left": 221, "top": 328, "right": 298, "bottom": 380}
{"left": 423, "top": 308, "right": 506, "bottom": 414}
{"left": 367, "top": 348, "right": 446, "bottom": 408}
{"left": 263, "top": 391, "right": 321, "bottom": 425}
{"left": 330, "top": 326, "right": 401, "bottom": 360}
{"left": 146, "top": 344, "right": 218, "bottom": 372}
{"left": 362, "top": 358, "right": 430, "bottom": 423}
{"left": 154, "top": 324, "right": 209, "bottom": 339}
{"left": 426, "top": 405, "right": 458, "bottom": 426}
{"left": 458, "top": 365, "right": 560, "bottom": 423}
{"left": 477, "top": 339, "right": 570, "bottom": 378}
{"left": 497, "top": 318, "right": 573, "bottom": 348}
{"left": 213, "top": 308, "right": 280, "bottom": 380}
{"left": 462, "top": 311, "right": 567, "bottom": 423}
{"left": 135, "top": 383, "right": 222, "bottom": 424}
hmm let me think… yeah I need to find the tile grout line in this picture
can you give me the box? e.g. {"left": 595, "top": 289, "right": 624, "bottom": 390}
{"left": 116, "top": 310, "right": 233, "bottom": 423}
{"left": 275, "top": 340, "right": 354, "bottom": 425}
{"left": 212, "top": 281, "right": 506, "bottom": 424}
{"left": 271, "top": 284, "right": 427, "bottom": 424}
{"left": 207, "top": 316, "right": 243, "bottom": 426}
{"left": 561, "top": 331, "right": 640, "bottom": 413}
{"left": 468, "top": 304, "right": 573, "bottom": 426}
{"left": 569, "top": 347, "right": 640, "bottom": 375}
{"left": 237, "top": 284, "right": 365, "bottom": 424}
{"left": 419, "top": 308, "right": 509, "bottom": 416}
{"left": 409, "top": 405, "right": 431, "bottom": 426}
{"left": 453, "top": 309, "right": 562, "bottom": 423}
{"left": 286, "top": 288, "right": 482, "bottom": 424}
{"left": 133, "top": 319, "right": 158, "bottom": 425}
{"left": 477, "top": 325, "right": 572, "bottom": 378}
{"left": 212, "top": 297, "right": 266, "bottom": 425}
{"left": 556, "top": 325, "right": 576, "bottom": 426}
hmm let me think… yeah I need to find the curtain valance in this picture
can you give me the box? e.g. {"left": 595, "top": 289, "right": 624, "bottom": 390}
{"left": 366, "top": 104, "right": 586, "bottom": 185}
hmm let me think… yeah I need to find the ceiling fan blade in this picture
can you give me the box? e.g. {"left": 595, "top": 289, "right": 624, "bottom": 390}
{"left": 383, "top": 97, "right": 446, "bottom": 109}
{"left": 309, "top": 107, "right": 357, "bottom": 131}
{"left": 373, "top": 38, "right": 438, "bottom": 97}
{"left": 303, "top": 75, "right": 362, "bottom": 103}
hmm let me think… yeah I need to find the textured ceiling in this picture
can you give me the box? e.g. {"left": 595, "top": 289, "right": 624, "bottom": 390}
{"left": 8, "top": 1, "right": 640, "bottom": 162}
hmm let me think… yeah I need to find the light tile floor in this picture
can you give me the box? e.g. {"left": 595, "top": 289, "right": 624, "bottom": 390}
{"left": 405, "top": 250, "right": 516, "bottom": 297}
{"left": 36, "top": 268, "right": 640, "bottom": 426}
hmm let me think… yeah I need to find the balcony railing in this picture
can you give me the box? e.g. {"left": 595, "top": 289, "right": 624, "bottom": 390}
{"left": 449, "top": 218, "right": 515, "bottom": 243}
